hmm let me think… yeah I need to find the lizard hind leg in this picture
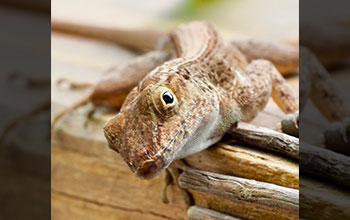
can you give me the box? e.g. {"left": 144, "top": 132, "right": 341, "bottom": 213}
{"left": 269, "top": 61, "right": 299, "bottom": 114}
{"left": 238, "top": 59, "right": 298, "bottom": 122}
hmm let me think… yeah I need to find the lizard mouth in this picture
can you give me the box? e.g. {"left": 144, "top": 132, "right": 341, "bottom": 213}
{"left": 135, "top": 156, "right": 167, "bottom": 179}
{"left": 135, "top": 118, "right": 189, "bottom": 179}
{"left": 135, "top": 112, "right": 193, "bottom": 179}
{"left": 134, "top": 137, "right": 178, "bottom": 179}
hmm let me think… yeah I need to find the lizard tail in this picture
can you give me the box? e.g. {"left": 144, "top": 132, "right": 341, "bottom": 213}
{"left": 51, "top": 95, "right": 91, "bottom": 132}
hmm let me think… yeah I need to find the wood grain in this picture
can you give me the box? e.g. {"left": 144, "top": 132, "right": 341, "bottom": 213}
{"left": 300, "top": 176, "right": 350, "bottom": 219}
{"left": 184, "top": 142, "right": 299, "bottom": 189}
{"left": 189, "top": 191, "right": 298, "bottom": 220}
{"left": 187, "top": 206, "right": 241, "bottom": 220}
{"left": 228, "top": 122, "right": 299, "bottom": 159}
{"left": 51, "top": 146, "right": 187, "bottom": 220}
{"left": 300, "top": 142, "right": 350, "bottom": 187}
{"left": 179, "top": 169, "right": 299, "bottom": 212}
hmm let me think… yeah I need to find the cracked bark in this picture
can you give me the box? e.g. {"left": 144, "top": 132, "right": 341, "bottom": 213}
{"left": 179, "top": 169, "right": 299, "bottom": 212}
{"left": 228, "top": 122, "right": 299, "bottom": 159}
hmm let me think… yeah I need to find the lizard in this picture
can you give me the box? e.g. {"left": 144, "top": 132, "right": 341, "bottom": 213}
{"left": 51, "top": 23, "right": 299, "bottom": 129}
{"left": 102, "top": 21, "right": 299, "bottom": 180}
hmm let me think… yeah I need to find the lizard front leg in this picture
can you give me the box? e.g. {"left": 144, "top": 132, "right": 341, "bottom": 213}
{"left": 231, "top": 39, "right": 299, "bottom": 75}
{"left": 236, "top": 59, "right": 298, "bottom": 122}
{"left": 161, "top": 160, "right": 192, "bottom": 209}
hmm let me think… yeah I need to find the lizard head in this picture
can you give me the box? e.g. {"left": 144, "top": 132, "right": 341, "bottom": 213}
{"left": 103, "top": 64, "right": 220, "bottom": 179}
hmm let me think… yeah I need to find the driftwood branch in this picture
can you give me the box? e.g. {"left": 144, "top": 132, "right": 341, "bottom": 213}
{"left": 179, "top": 169, "right": 299, "bottom": 212}
{"left": 300, "top": 176, "right": 350, "bottom": 219}
{"left": 187, "top": 206, "right": 241, "bottom": 220}
{"left": 228, "top": 122, "right": 299, "bottom": 159}
{"left": 300, "top": 142, "right": 350, "bottom": 187}
{"left": 281, "top": 111, "right": 299, "bottom": 137}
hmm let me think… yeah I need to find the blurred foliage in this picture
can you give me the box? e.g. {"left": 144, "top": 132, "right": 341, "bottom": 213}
{"left": 170, "top": 0, "right": 230, "bottom": 20}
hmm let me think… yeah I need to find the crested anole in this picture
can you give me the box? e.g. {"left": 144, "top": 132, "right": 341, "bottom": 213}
{"left": 102, "top": 21, "right": 299, "bottom": 179}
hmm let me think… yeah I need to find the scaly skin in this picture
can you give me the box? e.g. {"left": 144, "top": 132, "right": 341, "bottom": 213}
{"left": 103, "top": 21, "right": 298, "bottom": 179}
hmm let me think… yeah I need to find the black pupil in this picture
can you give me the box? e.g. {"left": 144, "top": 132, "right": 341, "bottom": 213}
{"left": 162, "top": 91, "right": 174, "bottom": 104}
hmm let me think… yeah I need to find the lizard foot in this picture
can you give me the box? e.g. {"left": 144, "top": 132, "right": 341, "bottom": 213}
{"left": 83, "top": 106, "right": 96, "bottom": 128}
{"left": 161, "top": 160, "right": 193, "bottom": 209}
{"left": 161, "top": 169, "right": 172, "bottom": 204}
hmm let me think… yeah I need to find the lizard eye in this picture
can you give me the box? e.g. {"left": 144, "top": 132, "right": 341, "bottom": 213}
{"left": 162, "top": 91, "right": 174, "bottom": 104}
{"left": 151, "top": 86, "right": 178, "bottom": 116}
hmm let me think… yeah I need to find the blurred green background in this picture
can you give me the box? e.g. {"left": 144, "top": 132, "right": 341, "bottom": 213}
{"left": 52, "top": 0, "right": 298, "bottom": 41}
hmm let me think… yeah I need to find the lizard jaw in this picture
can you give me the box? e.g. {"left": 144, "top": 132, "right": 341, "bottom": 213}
{"left": 135, "top": 158, "right": 167, "bottom": 179}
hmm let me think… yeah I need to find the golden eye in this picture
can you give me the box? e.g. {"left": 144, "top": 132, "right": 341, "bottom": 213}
{"left": 162, "top": 91, "right": 174, "bottom": 104}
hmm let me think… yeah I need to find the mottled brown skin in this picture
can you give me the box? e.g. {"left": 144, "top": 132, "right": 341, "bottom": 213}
{"left": 103, "top": 21, "right": 298, "bottom": 179}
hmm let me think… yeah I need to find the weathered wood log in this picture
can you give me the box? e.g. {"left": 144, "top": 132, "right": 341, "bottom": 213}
{"left": 300, "top": 142, "right": 350, "bottom": 187}
{"left": 179, "top": 169, "right": 299, "bottom": 212}
{"left": 52, "top": 110, "right": 299, "bottom": 220}
{"left": 281, "top": 111, "right": 299, "bottom": 137}
{"left": 189, "top": 191, "right": 298, "bottom": 220}
{"left": 300, "top": 175, "right": 350, "bottom": 219}
{"left": 324, "top": 118, "right": 350, "bottom": 156}
{"left": 51, "top": 146, "right": 188, "bottom": 220}
{"left": 184, "top": 142, "right": 299, "bottom": 189}
{"left": 187, "top": 206, "right": 241, "bottom": 220}
{"left": 228, "top": 122, "right": 299, "bottom": 159}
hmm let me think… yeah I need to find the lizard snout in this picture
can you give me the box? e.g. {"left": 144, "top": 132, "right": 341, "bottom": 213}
{"left": 103, "top": 113, "right": 125, "bottom": 153}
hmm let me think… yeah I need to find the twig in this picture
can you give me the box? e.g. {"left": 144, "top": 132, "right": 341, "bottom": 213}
{"left": 179, "top": 169, "right": 299, "bottom": 212}
{"left": 228, "top": 122, "right": 299, "bottom": 159}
